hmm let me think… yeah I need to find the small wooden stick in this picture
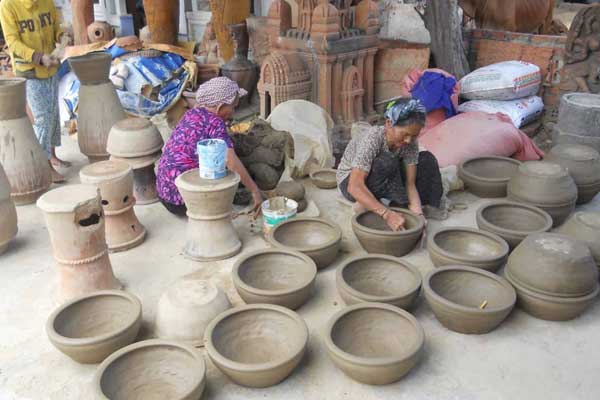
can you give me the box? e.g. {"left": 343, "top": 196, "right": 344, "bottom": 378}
{"left": 479, "top": 300, "right": 488, "bottom": 309}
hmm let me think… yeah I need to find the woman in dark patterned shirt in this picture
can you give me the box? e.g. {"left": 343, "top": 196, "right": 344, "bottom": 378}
{"left": 156, "top": 77, "right": 262, "bottom": 215}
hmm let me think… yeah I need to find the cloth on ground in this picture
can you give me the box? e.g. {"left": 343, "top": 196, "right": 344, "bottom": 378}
{"left": 410, "top": 71, "right": 457, "bottom": 118}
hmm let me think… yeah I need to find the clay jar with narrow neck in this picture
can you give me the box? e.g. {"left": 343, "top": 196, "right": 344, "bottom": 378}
{"left": 175, "top": 169, "right": 242, "bottom": 261}
{"left": 0, "top": 162, "right": 18, "bottom": 254}
{"left": 68, "top": 52, "right": 126, "bottom": 163}
{"left": 37, "top": 184, "right": 121, "bottom": 302}
{"left": 221, "top": 22, "right": 257, "bottom": 105}
{"left": 80, "top": 160, "right": 146, "bottom": 252}
{"left": 0, "top": 78, "right": 52, "bottom": 204}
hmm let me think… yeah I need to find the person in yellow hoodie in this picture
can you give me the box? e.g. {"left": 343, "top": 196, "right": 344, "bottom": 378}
{"left": 0, "top": 0, "right": 72, "bottom": 182}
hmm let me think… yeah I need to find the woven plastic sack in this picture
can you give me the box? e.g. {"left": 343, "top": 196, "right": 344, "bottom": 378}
{"left": 459, "top": 61, "right": 541, "bottom": 101}
{"left": 457, "top": 96, "right": 544, "bottom": 128}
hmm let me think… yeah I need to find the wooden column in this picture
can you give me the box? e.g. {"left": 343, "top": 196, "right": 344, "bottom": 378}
{"left": 71, "top": 0, "right": 94, "bottom": 45}
{"left": 317, "top": 56, "right": 333, "bottom": 115}
{"left": 365, "top": 50, "right": 376, "bottom": 115}
{"left": 143, "top": 0, "right": 180, "bottom": 45}
{"left": 356, "top": 50, "right": 366, "bottom": 115}
{"left": 209, "top": 0, "right": 251, "bottom": 62}
{"left": 332, "top": 57, "right": 343, "bottom": 122}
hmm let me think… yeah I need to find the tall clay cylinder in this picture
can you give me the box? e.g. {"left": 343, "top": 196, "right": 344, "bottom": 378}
{"left": 143, "top": 0, "right": 180, "bottom": 44}
{"left": 0, "top": 162, "right": 18, "bottom": 254}
{"left": 68, "top": 53, "right": 126, "bottom": 163}
{"left": 0, "top": 78, "right": 52, "bottom": 205}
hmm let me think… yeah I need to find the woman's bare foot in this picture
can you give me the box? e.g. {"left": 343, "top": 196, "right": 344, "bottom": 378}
{"left": 50, "top": 164, "right": 66, "bottom": 184}
{"left": 50, "top": 156, "right": 71, "bottom": 168}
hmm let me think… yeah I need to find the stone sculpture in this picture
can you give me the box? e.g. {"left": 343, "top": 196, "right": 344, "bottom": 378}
{"left": 0, "top": 162, "right": 17, "bottom": 254}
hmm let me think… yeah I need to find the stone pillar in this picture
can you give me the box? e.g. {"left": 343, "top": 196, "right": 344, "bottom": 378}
{"left": 332, "top": 57, "right": 343, "bottom": 122}
{"left": 365, "top": 50, "right": 376, "bottom": 115}
{"left": 317, "top": 57, "right": 333, "bottom": 115}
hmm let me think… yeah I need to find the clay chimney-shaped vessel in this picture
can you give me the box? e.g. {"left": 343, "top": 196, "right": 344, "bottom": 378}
{"left": 0, "top": 162, "right": 18, "bottom": 254}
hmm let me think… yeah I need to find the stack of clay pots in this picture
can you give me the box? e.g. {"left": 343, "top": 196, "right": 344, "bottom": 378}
{"left": 107, "top": 117, "right": 164, "bottom": 205}
{"left": 554, "top": 93, "right": 600, "bottom": 153}
{"left": 0, "top": 162, "right": 17, "bottom": 254}
{"left": 545, "top": 144, "right": 600, "bottom": 204}
{"left": 507, "top": 161, "right": 578, "bottom": 226}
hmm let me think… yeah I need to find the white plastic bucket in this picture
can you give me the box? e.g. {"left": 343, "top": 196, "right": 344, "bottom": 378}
{"left": 262, "top": 196, "right": 298, "bottom": 233}
{"left": 197, "top": 139, "right": 227, "bottom": 179}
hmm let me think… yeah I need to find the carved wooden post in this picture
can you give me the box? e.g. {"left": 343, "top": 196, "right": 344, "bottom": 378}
{"left": 71, "top": 0, "right": 94, "bottom": 45}
{"left": 209, "top": 0, "right": 251, "bottom": 62}
{"left": 143, "top": 0, "right": 180, "bottom": 44}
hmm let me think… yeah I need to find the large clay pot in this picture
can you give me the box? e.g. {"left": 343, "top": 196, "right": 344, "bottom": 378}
{"left": 0, "top": 162, "right": 17, "bottom": 254}
{"left": 545, "top": 144, "right": 600, "bottom": 204}
{"left": 107, "top": 118, "right": 164, "bottom": 158}
{"left": 143, "top": 0, "right": 180, "bottom": 45}
{"left": 68, "top": 53, "right": 126, "bottom": 163}
{"left": 220, "top": 22, "right": 258, "bottom": 105}
{"left": 558, "top": 212, "right": 600, "bottom": 270}
{"left": 0, "top": 78, "right": 52, "bottom": 205}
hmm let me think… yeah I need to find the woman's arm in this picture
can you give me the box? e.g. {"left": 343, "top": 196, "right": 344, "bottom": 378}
{"left": 226, "top": 148, "right": 262, "bottom": 209}
{"left": 405, "top": 164, "right": 423, "bottom": 215}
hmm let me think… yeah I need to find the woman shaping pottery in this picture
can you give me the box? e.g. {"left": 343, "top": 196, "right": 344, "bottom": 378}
{"left": 0, "top": 0, "right": 72, "bottom": 182}
{"left": 157, "top": 77, "right": 263, "bottom": 216}
{"left": 337, "top": 98, "right": 443, "bottom": 231}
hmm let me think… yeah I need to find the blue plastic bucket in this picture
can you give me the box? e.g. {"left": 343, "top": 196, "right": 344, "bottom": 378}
{"left": 197, "top": 139, "right": 227, "bottom": 179}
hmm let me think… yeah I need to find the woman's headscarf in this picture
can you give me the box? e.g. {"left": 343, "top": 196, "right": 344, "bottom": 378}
{"left": 384, "top": 98, "right": 426, "bottom": 126}
{"left": 195, "top": 77, "right": 248, "bottom": 108}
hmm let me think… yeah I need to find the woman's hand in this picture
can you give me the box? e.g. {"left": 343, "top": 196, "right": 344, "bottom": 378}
{"left": 409, "top": 203, "right": 423, "bottom": 217}
{"left": 41, "top": 54, "right": 59, "bottom": 67}
{"left": 383, "top": 209, "right": 406, "bottom": 231}
{"left": 251, "top": 190, "right": 263, "bottom": 217}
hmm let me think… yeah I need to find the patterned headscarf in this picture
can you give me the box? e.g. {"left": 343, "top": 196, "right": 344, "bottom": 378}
{"left": 195, "top": 77, "right": 248, "bottom": 108}
{"left": 384, "top": 98, "right": 426, "bottom": 126}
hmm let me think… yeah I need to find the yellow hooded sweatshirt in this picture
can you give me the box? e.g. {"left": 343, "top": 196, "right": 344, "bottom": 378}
{"left": 0, "top": 0, "right": 63, "bottom": 79}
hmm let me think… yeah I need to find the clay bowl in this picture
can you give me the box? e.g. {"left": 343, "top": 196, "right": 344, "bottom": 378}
{"left": 336, "top": 255, "right": 422, "bottom": 310}
{"left": 324, "top": 303, "right": 424, "bottom": 385}
{"left": 424, "top": 266, "right": 516, "bottom": 334}
{"left": 46, "top": 290, "right": 142, "bottom": 364}
{"left": 428, "top": 227, "right": 509, "bottom": 272}
{"left": 476, "top": 200, "right": 553, "bottom": 248}
{"left": 94, "top": 339, "right": 206, "bottom": 399}
{"left": 309, "top": 168, "right": 338, "bottom": 189}
{"left": 68, "top": 52, "right": 112, "bottom": 84}
{"left": 458, "top": 156, "right": 521, "bottom": 198}
{"left": 204, "top": 304, "right": 308, "bottom": 388}
{"left": 107, "top": 118, "right": 164, "bottom": 158}
{"left": 267, "top": 217, "right": 342, "bottom": 269}
{"left": 233, "top": 249, "right": 317, "bottom": 309}
{"left": 545, "top": 144, "right": 600, "bottom": 204}
{"left": 154, "top": 277, "right": 231, "bottom": 346}
{"left": 558, "top": 212, "right": 600, "bottom": 269}
{"left": 352, "top": 208, "right": 424, "bottom": 257}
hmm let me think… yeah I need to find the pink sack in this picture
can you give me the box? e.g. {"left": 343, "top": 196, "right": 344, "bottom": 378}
{"left": 419, "top": 111, "right": 544, "bottom": 168}
{"left": 402, "top": 68, "right": 460, "bottom": 133}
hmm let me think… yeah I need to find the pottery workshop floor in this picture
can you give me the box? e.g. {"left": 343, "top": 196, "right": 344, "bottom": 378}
{"left": 2, "top": 136, "right": 600, "bottom": 400}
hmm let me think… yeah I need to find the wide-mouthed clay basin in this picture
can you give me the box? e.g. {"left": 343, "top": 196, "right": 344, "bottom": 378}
{"left": 424, "top": 266, "right": 516, "bottom": 334}
{"left": 106, "top": 117, "right": 164, "bottom": 158}
{"left": 352, "top": 208, "right": 425, "bottom": 257}
{"left": 267, "top": 217, "right": 342, "bottom": 269}
{"left": 558, "top": 212, "right": 600, "bottom": 269}
{"left": 324, "top": 303, "right": 424, "bottom": 385}
{"left": 336, "top": 255, "right": 422, "bottom": 310}
{"left": 204, "top": 304, "right": 308, "bottom": 388}
{"left": 94, "top": 339, "right": 206, "bottom": 400}
{"left": 46, "top": 290, "right": 142, "bottom": 364}
{"left": 428, "top": 227, "right": 509, "bottom": 272}
{"left": 458, "top": 156, "right": 521, "bottom": 198}
{"left": 476, "top": 200, "right": 553, "bottom": 248}
{"left": 233, "top": 249, "right": 317, "bottom": 309}
{"left": 309, "top": 168, "right": 338, "bottom": 189}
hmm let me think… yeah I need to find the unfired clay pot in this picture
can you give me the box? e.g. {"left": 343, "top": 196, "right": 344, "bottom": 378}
{"left": 476, "top": 200, "right": 553, "bottom": 249}
{"left": 204, "top": 304, "right": 308, "bottom": 388}
{"left": 352, "top": 208, "right": 425, "bottom": 257}
{"left": 310, "top": 168, "right": 337, "bottom": 189}
{"left": 94, "top": 339, "right": 206, "bottom": 399}
{"left": 175, "top": 169, "right": 242, "bottom": 261}
{"left": 505, "top": 233, "right": 599, "bottom": 321}
{"left": 424, "top": 266, "right": 516, "bottom": 334}
{"left": 336, "top": 255, "right": 421, "bottom": 310}
{"left": 110, "top": 153, "right": 160, "bottom": 205}
{"left": 46, "top": 290, "right": 142, "bottom": 364}
{"left": 558, "top": 212, "right": 600, "bottom": 269}
{"left": 507, "top": 161, "right": 578, "bottom": 227}
{"left": 80, "top": 160, "right": 146, "bottom": 252}
{"left": 107, "top": 118, "right": 164, "bottom": 158}
{"left": 37, "top": 184, "right": 121, "bottom": 302}
{"left": 324, "top": 303, "right": 424, "bottom": 385}
{"left": 458, "top": 156, "right": 521, "bottom": 198}
{"left": 428, "top": 227, "right": 509, "bottom": 272}
{"left": 545, "top": 144, "right": 600, "bottom": 204}
{"left": 233, "top": 249, "right": 317, "bottom": 309}
{"left": 0, "top": 162, "right": 17, "bottom": 254}
{"left": 0, "top": 78, "right": 52, "bottom": 205}
{"left": 69, "top": 52, "right": 126, "bottom": 162}
{"left": 220, "top": 22, "right": 257, "bottom": 106}
{"left": 154, "top": 277, "right": 231, "bottom": 346}
{"left": 267, "top": 217, "right": 342, "bottom": 269}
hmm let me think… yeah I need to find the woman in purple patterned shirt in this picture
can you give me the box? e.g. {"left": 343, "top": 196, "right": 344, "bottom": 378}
{"left": 156, "top": 77, "right": 262, "bottom": 215}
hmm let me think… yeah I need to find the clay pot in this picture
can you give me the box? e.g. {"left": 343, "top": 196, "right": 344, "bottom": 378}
{"left": 155, "top": 277, "right": 231, "bottom": 346}
{"left": 336, "top": 255, "right": 421, "bottom": 310}
{"left": 46, "top": 290, "right": 142, "bottom": 364}
{"left": 476, "top": 200, "right": 553, "bottom": 249}
{"left": 79, "top": 161, "right": 146, "bottom": 252}
{"left": 428, "top": 227, "right": 509, "bottom": 272}
{"left": 545, "top": 144, "right": 600, "bottom": 204}
{"left": 37, "top": 184, "right": 121, "bottom": 302}
{"left": 204, "top": 304, "right": 308, "bottom": 388}
{"left": 0, "top": 163, "right": 17, "bottom": 254}
{"left": 142, "top": 0, "right": 180, "bottom": 45}
{"left": 69, "top": 52, "right": 126, "bottom": 162}
{"left": 110, "top": 153, "right": 160, "bottom": 205}
{"left": 324, "top": 303, "right": 424, "bottom": 385}
{"left": 94, "top": 339, "right": 206, "bottom": 399}
{"left": 267, "top": 217, "right": 342, "bottom": 269}
{"left": 558, "top": 212, "right": 600, "bottom": 269}
{"left": 87, "top": 21, "right": 115, "bottom": 43}
{"left": 424, "top": 266, "right": 516, "bottom": 334}
{"left": 175, "top": 169, "right": 242, "bottom": 261}
{"left": 233, "top": 249, "right": 317, "bottom": 309}
{"left": 507, "top": 161, "right": 578, "bottom": 227}
{"left": 458, "top": 156, "right": 521, "bottom": 198}
{"left": 352, "top": 208, "right": 425, "bottom": 257}
{"left": 274, "top": 181, "right": 306, "bottom": 201}
{"left": 107, "top": 118, "right": 164, "bottom": 158}
{"left": 310, "top": 168, "right": 338, "bottom": 189}
{"left": 0, "top": 78, "right": 52, "bottom": 205}
{"left": 220, "top": 22, "right": 258, "bottom": 105}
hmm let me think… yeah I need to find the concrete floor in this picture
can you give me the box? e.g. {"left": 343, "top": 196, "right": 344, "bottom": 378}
{"left": 1, "top": 135, "right": 600, "bottom": 400}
